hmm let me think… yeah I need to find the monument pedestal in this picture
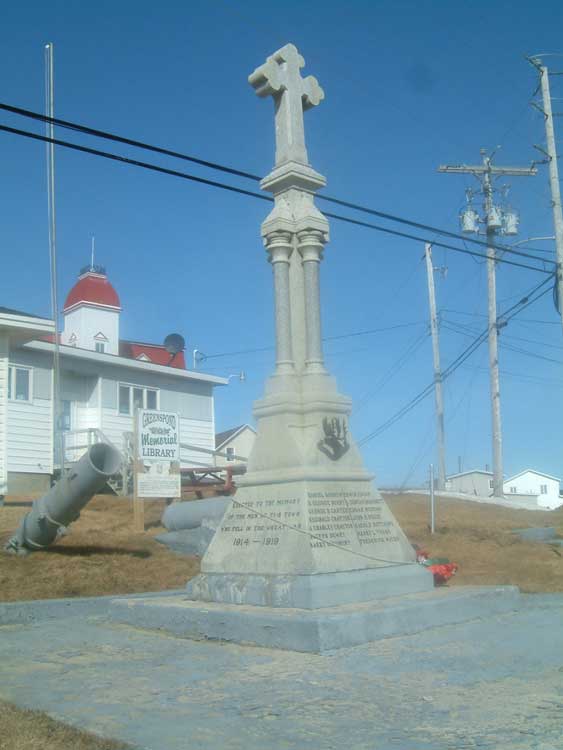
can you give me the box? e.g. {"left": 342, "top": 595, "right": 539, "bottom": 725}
{"left": 186, "top": 566, "right": 433, "bottom": 609}
{"left": 109, "top": 585, "right": 521, "bottom": 653}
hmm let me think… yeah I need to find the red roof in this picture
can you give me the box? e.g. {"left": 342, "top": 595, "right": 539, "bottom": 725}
{"left": 119, "top": 341, "right": 186, "bottom": 369}
{"left": 64, "top": 272, "right": 121, "bottom": 312}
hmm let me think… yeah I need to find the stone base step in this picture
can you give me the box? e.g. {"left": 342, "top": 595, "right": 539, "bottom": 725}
{"left": 109, "top": 585, "right": 521, "bottom": 653}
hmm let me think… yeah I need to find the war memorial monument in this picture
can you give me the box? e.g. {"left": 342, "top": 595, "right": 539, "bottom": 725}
{"left": 112, "top": 44, "right": 519, "bottom": 652}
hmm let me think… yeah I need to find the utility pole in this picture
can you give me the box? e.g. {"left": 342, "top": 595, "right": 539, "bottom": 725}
{"left": 424, "top": 243, "right": 446, "bottom": 490}
{"left": 529, "top": 57, "right": 563, "bottom": 335}
{"left": 438, "top": 152, "right": 536, "bottom": 498}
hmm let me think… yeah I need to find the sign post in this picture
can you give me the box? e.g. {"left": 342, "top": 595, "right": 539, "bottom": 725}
{"left": 133, "top": 409, "right": 181, "bottom": 532}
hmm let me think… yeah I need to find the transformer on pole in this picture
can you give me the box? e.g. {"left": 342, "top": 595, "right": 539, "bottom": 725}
{"left": 438, "top": 151, "right": 536, "bottom": 499}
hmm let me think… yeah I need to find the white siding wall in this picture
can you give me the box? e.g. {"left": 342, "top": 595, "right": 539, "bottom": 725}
{"left": 0, "top": 335, "right": 8, "bottom": 494}
{"left": 179, "top": 417, "right": 215, "bottom": 467}
{"left": 503, "top": 472, "right": 561, "bottom": 510}
{"left": 446, "top": 473, "right": 493, "bottom": 496}
{"left": 62, "top": 305, "right": 120, "bottom": 354}
{"left": 98, "top": 365, "right": 216, "bottom": 467}
{"left": 7, "top": 398, "right": 52, "bottom": 474}
{"left": 102, "top": 411, "right": 134, "bottom": 454}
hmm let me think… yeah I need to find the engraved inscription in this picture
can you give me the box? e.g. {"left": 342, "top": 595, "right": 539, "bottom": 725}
{"left": 307, "top": 490, "right": 400, "bottom": 549}
{"left": 220, "top": 497, "right": 302, "bottom": 548}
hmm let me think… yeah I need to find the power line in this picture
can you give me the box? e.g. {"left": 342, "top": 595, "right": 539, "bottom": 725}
{"left": 0, "top": 103, "right": 557, "bottom": 267}
{"left": 442, "top": 319, "right": 563, "bottom": 364}
{"left": 201, "top": 321, "right": 425, "bottom": 361}
{"left": 357, "top": 277, "right": 555, "bottom": 445}
{"left": 355, "top": 330, "right": 430, "bottom": 411}
{"left": 4, "top": 124, "right": 553, "bottom": 275}
{"left": 441, "top": 311, "right": 563, "bottom": 350}
{"left": 0, "top": 101, "right": 261, "bottom": 181}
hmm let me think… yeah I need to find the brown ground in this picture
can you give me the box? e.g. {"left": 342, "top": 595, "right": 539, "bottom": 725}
{"left": 0, "top": 700, "right": 131, "bottom": 750}
{"left": 0, "top": 496, "right": 198, "bottom": 602}
{"left": 0, "top": 492, "right": 562, "bottom": 603}
{"left": 388, "top": 493, "right": 563, "bottom": 593}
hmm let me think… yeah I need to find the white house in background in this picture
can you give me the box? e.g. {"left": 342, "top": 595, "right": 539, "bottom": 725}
{"left": 2, "top": 264, "right": 227, "bottom": 495}
{"left": 0, "top": 306, "right": 55, "bottom": 497}
{"left": 503, "top": 470, "right": 562, "bottom": 510}
{"left": 214, "top": 424, "right": 256, "bottom": 466}
{"left": 445, "top": 470, "right": 494, "bottom": 497}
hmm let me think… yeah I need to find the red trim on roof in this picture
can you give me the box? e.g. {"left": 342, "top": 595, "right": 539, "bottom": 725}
{"left": 63, "top": 273, "right": 121, "bottom": 311}
{"left": 119, "top": 341, "right": 186, "bottom": 369}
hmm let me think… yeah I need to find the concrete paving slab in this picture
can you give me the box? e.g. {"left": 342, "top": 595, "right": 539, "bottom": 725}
{"left": 1, "top": 593, "right": 562, "bottom": 749}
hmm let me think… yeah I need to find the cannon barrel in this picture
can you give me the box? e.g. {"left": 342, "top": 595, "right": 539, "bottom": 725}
{"left": 162, "top": 497, "right": 229, "bottom": 531}
{"left": 4, "top": 442, "right": 122, "bottom": 555}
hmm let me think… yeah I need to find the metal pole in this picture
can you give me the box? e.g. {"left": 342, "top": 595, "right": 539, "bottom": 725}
{"left": 483, "top": 163, "right": 504, "bottom": 498}
{"left": 424, "top": 243, "right": 446, "bottom": 489}
{"left": 45, "top": 43, "right": 64, "bottom": 477}
{"left": 429, "top": 463, "right": 435, "bottom": 534}
{"left": 539, "top": 64, "right": 563, "bottom": 335}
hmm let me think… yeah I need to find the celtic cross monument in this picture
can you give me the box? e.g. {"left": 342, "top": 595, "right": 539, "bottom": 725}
{"left": 186, "top": 44, "right": 432, "bottom": 608}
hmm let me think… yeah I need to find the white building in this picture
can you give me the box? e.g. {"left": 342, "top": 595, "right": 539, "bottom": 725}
{"left": 214, "top": 424, "right": 256, "bottom": 466}
{"left": 1, "top": 264, "right": 227, "bottom": 495}
{"left": 504, "top": 470, "right": 562, "bottom": 510}
{"left": 445, "top": 470, "right": 494, "bottom": 497}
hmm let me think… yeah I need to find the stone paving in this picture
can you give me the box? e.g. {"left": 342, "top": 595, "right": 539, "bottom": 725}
{"left": 1, "top": 593, "right": 563, "bottom": 749}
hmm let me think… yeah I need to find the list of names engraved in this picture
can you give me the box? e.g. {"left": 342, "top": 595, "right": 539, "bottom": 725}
{"left": 307, "top": 490, "right": 400, "bottom": 548}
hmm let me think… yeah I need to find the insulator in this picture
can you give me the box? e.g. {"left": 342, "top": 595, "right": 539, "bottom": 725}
{"left": 503, "top": 210, "right": 519, "bottom": 236}
{"left": 487, "top": 206, "right": 503, "bottom": 229}
{"left": 460, "top": 208, "right": 479, "bottom": 233}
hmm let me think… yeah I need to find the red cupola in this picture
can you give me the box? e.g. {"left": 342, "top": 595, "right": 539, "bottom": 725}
{"left": 63, "top": 265, "right": 121, "bottom": 313}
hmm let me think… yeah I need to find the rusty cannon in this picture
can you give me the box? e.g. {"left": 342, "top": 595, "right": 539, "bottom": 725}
{"left": 4, "top": 442, "right": 122, "bottom": 556}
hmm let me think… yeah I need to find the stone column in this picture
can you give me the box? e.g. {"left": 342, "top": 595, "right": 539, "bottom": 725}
{"left": 298, "top": 230, "right": 326, "bottom": 374}
{"left": 266, "top": 231, "right": 295, "bottom": 375}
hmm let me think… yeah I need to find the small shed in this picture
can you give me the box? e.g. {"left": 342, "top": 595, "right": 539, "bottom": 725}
{"left": 445, "top": 470, "right": 493, "bottom": 497}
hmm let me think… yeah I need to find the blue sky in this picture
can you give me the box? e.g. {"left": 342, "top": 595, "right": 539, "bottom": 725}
{"left": 1, "top": 0, "right": 562, "bottom": 486}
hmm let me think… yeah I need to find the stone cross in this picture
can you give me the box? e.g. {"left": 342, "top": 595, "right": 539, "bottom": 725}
{"left": 249, "top": 43, "right": 324, "bottom": 167}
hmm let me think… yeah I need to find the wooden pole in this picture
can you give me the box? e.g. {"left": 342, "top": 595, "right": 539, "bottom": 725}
{"left": 132, "top": 409, "right": 145, "bottom": 533}
{"left": 424, "top": 243, "right": 446, "bottom": 490}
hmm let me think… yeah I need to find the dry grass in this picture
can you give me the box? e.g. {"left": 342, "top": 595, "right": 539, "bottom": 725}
{"left": 0, "top": 496, "right": 199, "bottom": 602}
{"left": 387, "top": 493, "right": 563, "bottom": 593}
{"left": 1, "top": 492, "right": 562, "bottom": 603}
{"left": 0, "top": 700, "right": 131, "bottom": 750}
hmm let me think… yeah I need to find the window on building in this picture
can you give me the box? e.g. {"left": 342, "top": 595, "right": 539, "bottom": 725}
{"left": 510, "top": 486, "right": 517, "bottom": 494}
{"left": 119, "top": 385, "right": 130, "bottom": 414}
{"left": 133, "top": 387, "right": 144, "bottom": 412}
{"left": 540, "top": 484, "right": 548, "bottom": 495}
{"left": 7, "top": 366, "right": 31, "bottom": 402}
{"left": 93, "top": 332, "right": 108, "bottom": 353}
{"left": 489, "top": 479, "right": 494, "bottom": 489}
{"left": 226, "top": 447, "right": 235, "bottom": 462}
{"left": 118, "top": 384, "right": 159, "bottom": 415}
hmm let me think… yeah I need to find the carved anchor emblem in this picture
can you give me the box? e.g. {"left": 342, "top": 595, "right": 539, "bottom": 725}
{"left": 318, "top": 417, "right": 350, "bottom": 461}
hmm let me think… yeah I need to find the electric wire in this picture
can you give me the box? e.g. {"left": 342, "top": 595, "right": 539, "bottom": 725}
{"left": 0, "top": 123, "right": 552, "bottom": 274}
{"left": 355, "top": 330, "right": 430, "bottom": 411}
{"left": 200, "top": 322, "right": 426, "bottom": 362}
{"left": 0, "top": 104, "right": 557, "bottom": 267}
{"left": 357, "top": 276, "right": 555, "bottom": 446}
